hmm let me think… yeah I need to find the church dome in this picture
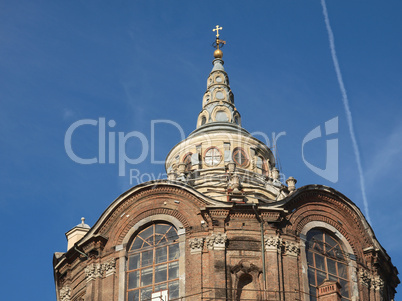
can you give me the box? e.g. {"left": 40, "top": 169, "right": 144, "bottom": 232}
{"left": 165, "top": 42, "right": 292, "bottom": 203}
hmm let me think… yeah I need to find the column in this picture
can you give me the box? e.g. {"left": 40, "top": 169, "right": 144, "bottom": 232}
{"left": 102, "top": 258, "right": 117, "bottom": 301}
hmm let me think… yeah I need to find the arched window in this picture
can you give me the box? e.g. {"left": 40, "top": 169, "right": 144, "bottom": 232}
{"left": 256, "top": 156, "right": 268, "bottom": 175}
{"left": 306, "top": 229, "right": 350, "bottom": 300}
{"left": 182, "top": 153, "right": 193, "bottom": 172}
{"left": 127, "top": 223, "right": 180, "bottom": 301}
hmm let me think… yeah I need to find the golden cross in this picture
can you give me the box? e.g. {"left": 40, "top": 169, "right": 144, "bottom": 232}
{"left": 213, "top": 25, "right": 223, "bottom": 38}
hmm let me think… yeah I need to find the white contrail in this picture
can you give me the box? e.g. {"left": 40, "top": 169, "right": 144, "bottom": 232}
{"left": 321, "top": 0, "right": 371, "bottom": 224}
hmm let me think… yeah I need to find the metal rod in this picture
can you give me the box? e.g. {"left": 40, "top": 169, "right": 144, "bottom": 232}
{"left": 252, "top": 204, "right": 267, "bottom": 294}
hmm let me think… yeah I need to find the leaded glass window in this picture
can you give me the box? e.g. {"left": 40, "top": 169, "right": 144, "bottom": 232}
{"left": 306, "top": 229, "right": 351, "bottom": 301}
{"left": 127, "top": 223, "right": 180, "bottom": 301}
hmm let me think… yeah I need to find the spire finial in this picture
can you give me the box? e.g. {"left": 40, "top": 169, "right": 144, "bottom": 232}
{"left": 81, "top": 217, "right": 85, "bottom": 226}
{"left": 212, "top": 25, "right": 226, "bottom": 58}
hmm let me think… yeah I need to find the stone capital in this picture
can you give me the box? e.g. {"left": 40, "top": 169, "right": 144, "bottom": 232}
{"left": 284, "top": 240, "right": 299, "bottom": 256}
{"left": 359, "top": 269, "right": 371, "bottom": 287}
{"left": 60, "top": 286, "right": 71, "bottom": 301}
{"left": 264, "top": 235, "right": 282, "bottom": 252}
{"left": 372, "top": 276, "right": 384, "bottom": 291}
{"left": 85, "top": 259, "right": 117, "bottom": 280}
{"left": 205, "top": 233, "right": 227, "bottom": 250}
{"left": 189, "top": 237, "right": 204, "bottom": 254}
{"left": 103, "top": 258, "right": 117, "bottom": 277}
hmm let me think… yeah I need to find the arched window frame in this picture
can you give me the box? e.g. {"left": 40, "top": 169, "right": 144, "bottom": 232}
{"left": 117, "top": 215, "right": 186, "bottom": 301}
{"left": 299, "top": 222, "right": 358, "bottom": 301}
{"left": 182, "top": 152, "right": 193, "bottom": 172}
{"left": 256, "top": 156, "right": 268, "bottom": 176}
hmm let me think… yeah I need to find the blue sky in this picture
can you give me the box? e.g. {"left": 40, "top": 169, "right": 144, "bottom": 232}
{"left": 1, "top": 0, "right": 401, "bottom": 299}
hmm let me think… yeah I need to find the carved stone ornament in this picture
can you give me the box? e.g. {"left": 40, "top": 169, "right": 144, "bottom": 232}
{"left": 227, "top": 174, "right": 242, "bottom": 193}
{"left": 85, "top": 263, "right": 103, "bottom": 281}
{"left": 359, "top": 269, "right": 371, "bottom": 287}
{"left": 189, "top": 237, "right": 204, "bottom": 254}
{"left": 103, "top": 258, "right": 117, "bottom": 277}
{"left": 264, "top": 235, "right": 282, "bottom": 251}
{"left": 205, "top": 235, "right": 215, "bottom": 249}
{"left": 205, "top": 233, "right": 227, "bottom": 250}
{"left": 60, "top": 286, "right": 71, "bottom": 301}
{"left": 372, "top": 276, "right": 384, "bottom": 291}
{"left": 284, "top": 241, "right": 299, "bottom": 256}
{"left": 85, "top": 258, "right": 117, "bottom": 281}
{"left": 359, "top": 269, "right": 384, "bottom": 291}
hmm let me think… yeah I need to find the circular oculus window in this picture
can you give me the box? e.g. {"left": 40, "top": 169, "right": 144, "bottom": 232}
{"left": 232, "top": 148, "right": 249, "bottom": 167}
{"left": 204, "top": 147, "right": 222, "bottom": 166}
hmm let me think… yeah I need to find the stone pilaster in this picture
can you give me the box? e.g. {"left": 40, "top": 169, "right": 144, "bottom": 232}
{"left": 264, "top": 235, "right": 282, "bottom": 300}
{"left": 372, "top": 276, "right": 385, "bottom": 301}
{"left": 283, "top": 240, "right": 300, "bottom": 300}
{"left": 207, "top": 233, "right": 228, "bottom": 299}
{"left": 102, "top": 258, "right": 117, "bottom": 300}
{"left": 84, "top": 259, "right": 117, "bottom": 301}
{"left": 359, "top": 269, "right": 385, "bottom": 301}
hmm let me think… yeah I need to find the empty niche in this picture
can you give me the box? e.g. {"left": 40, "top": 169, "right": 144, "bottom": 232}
{"left": 216, "top": 110, "right": 229, "bottom": 122}
{"left": 236, "top": 274, "right": 257, "bottom": 301}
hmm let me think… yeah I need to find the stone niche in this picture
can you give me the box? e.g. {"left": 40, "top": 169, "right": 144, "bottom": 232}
{"left": 230, "top": 260, "right": 263, "bottom": 301}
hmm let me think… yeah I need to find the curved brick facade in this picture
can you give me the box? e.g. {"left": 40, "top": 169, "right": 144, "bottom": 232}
{"left": 53, "top": 183, "right": 399, "bottom": 301}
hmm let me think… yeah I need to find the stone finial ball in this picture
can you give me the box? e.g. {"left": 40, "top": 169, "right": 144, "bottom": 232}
{"left": 214, "top": 49, "right": 223, "bottom": 58}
